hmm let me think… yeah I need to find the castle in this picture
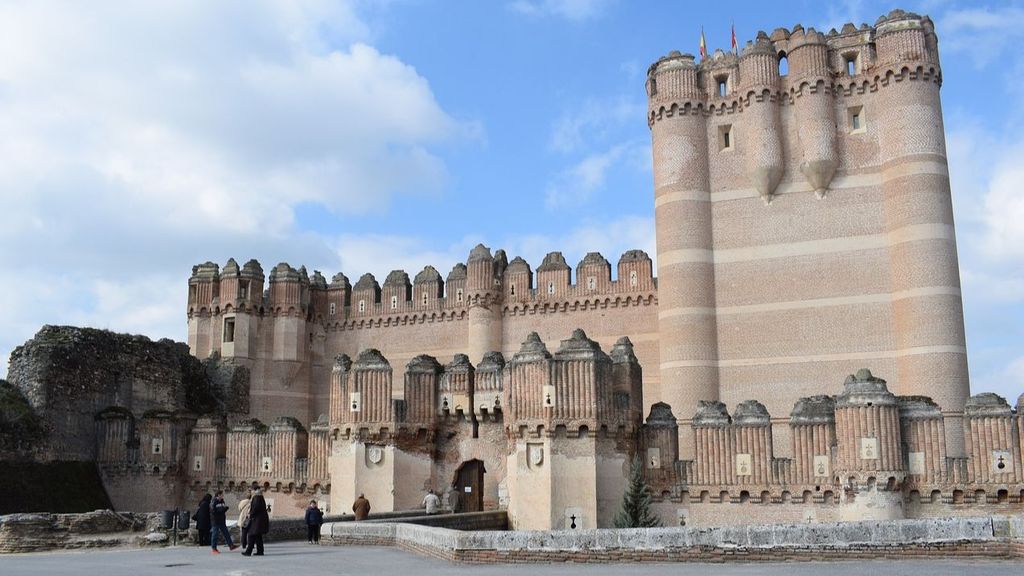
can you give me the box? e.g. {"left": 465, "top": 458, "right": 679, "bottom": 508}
{"left": 7, "top": 10, "right": 1022, "bottom": 529}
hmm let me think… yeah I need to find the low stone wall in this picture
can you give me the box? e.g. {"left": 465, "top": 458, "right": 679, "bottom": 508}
{"left": 0, "top": 510, "right": 160, "bottom": 553}
{"left": 323, "top": 516, "right": 1024, "bottom": 564}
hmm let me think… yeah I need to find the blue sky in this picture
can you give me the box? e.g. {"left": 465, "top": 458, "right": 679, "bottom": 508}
{"left": 0, "top": 0, "right": 1021, "bottom": 403}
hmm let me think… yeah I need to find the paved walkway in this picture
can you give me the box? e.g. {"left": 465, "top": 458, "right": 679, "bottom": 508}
{"left": 3, "top": 541, "right": 1022, "bottom": 575}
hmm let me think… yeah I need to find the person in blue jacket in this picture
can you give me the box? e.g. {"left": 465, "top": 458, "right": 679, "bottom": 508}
{"left": 209, "top": 490, "right": 238, "bottom": 553}
{"left": 304, "top": 500, "right": 324, "bottom": 544}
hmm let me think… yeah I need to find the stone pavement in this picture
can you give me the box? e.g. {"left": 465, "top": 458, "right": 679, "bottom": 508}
{"left": 3, "top": 541, "right": 1022, "bottom": 576}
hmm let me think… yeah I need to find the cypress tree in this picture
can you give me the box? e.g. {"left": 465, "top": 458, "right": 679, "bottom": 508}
{"left": 613, "top": 454, "right": 662, "bottom": 528}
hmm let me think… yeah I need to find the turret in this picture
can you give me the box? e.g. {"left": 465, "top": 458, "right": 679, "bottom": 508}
{"left": 403, "top": 355, "right": 442, "bottom": 429}
{"left": 474, "top": 351, "right": 505, "bottom": 421}
{"left": 647, "top": 51, "right": 720, "bottom": 456}
{"left": 217, "top": 258, "right": 264, "bottom": 359}
{"left": 871, "top": 9, "right": 968, "bottom": 456}
{"left": 445, "top": 264, "right": 467, "bottom": 306}
{"left": 465, "top": 245, "right": 503, "bottom": 363}
{"left": 616, "top": 250, "right": 654, "bottom": 292}
{"left": 738, "top": 33, "right": 784, "bottom": 203}
{"left": 789, "top": 395, "right": 836, "bottom": 485}
{"left": 439, "top": 354, "right": 474, "bottom": 419}
{"left": 834, "top": 369, "right": 905, "bottom": 520}
{"left": 788, "top": 27, "right": 838, "bottom": 197}
{"left": 187, "top": 261, "right": 220, "bottom": 358}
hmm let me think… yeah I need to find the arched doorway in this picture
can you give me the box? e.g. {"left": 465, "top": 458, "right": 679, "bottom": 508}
{"left": 452, "top": 459, "right": 485, "bottom": 513}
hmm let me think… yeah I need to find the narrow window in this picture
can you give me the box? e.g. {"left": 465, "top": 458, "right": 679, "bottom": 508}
{"left": 358, "top": 299, "right": 365, "bottom": 313}
{"left": 547, "top": 281, "right": 555, "bottom": 295}
{"left": 238, "top": 280, "right": 249, "bottom": 299}
{"left": 630, "top": 270, "right": 638, "bottom": 287}
{"left": 509, "top": 284, "right": 515, "bottom": 296}
{"left": 848, "top": 105, "right": 865, "bottom": 133}
{"left": 329, "top": 302, "right": 336, "bottom": 315}
{"left": 778, "top": 53, "right": 788, "bottom": 76}
{"left": 223, "top": 318, "right": 235, "bottom": 343}
{"left": 456, "top": 288, "right": 463, "bottom": 302}
{"left": 390, "top": 295, "right": 398, "bottom": 310}
{"left": 845, "top": 54, "right": 857, "bottom": 76}
{"left": 718, "top": 124, "right": 733, "bottom": 151}
{"left": 715, "top": 75, "right": 728, "bottom": 97}
{"left": 422, "top": 292, "right": 428, "bottom": 305}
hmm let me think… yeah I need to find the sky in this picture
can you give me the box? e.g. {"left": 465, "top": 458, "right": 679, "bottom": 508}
{"left": 0, "top": 0, "right": 1021, "bottom": 402}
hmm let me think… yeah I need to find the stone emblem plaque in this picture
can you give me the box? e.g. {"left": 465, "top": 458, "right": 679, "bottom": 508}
{"left": 151, "top": 437, "right": 163, "bottom": 455}
{"left": 735, "top": 453, "right": 752, "bottom": 476}
{"left": 261, "top": 456, "right": 273, "bottom": 473}
{"left": 813, "top": 455, "right": 830, "bottom": 477}
{"left": 908, "top": 451, "right": 926, "bottom": 475}
{"left": 349, "top": 392, "right": 361, "bottom": 412}
{"left": 367, "top": 445, "right": 384, "bottom": 465}
{"left": 527, "top": 443, "right": 544, "bottom": 468}
{"left": 542, "top": 385, "right": 556, "bottom": 408}
{"left": 193, "top": 455, "right": 203, "bottom": 471}
{"left": 992, "top": 450, "right": 1012, "bottom": 474}
{"left": 859, "top": 437, "right": 878, "bottom": 460}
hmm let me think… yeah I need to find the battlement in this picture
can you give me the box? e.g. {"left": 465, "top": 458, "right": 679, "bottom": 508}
{"left": 186, "top": 246, "right": 656, "bottom": 323}
{"left": 647, "top": 8, "right": 939, "bottom": 113}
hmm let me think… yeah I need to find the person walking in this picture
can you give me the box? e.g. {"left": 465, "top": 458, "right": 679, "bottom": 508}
{"left": 352, "top": 493, "right": 371, "bottom": 521}
{"left": 422, "top": 489, "right": 441, "bottom": 514}
{"left": 209, "top": 490, "right": 238, "bottom": 554}
{"left": 237, "top": 489, "right": 253, "bottom": 550}
{"left": 242, "top": 488, "right": 270, "bottom": 557}
{"left": 446, "top": 486, "right": 461, "bottom": 513}
{"left": 304, "top": 500, "right": 324, "bottom": 544}
{"left": 192, "top": 494, "right": 212, "bottom": 546}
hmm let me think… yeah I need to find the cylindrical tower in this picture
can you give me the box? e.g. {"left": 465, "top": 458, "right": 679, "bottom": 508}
{"left": 789, "top": 395, "right": 836, "bottom": 486}
{"left": 788, "top": 28, "right": 838, "bottom": 197}
{"left": 738, "top": 33, "right": 784, "bottom": 204}
{"left": 647, "top": 52, "right": 720, "bottom": 455}
{"left": 874, "top": 11, "right": 969, "bottom": 456}
{"left": 465, "top": 244, "right": 503, "bottom": 364}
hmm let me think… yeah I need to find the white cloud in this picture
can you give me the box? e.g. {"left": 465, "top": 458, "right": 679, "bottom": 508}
{"left": 508, "top": 0, "right": 613, "bottom": 21}
{"left": 0, "top": 1, "right": 474, "bottom": 377}
{"left": 549, "top": 96, "right": 643, "bottom": 154}
{"left": 543, "top": 142, "right": 649, "bottom": 210}
{"left": 940, "top": 6, "right": 1024, "bottom": 67}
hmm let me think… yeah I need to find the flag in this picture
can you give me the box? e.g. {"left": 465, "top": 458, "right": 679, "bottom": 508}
{"left": 731, "top": 22, "right": 737, "bottom": 54}
{"left": 699, "top": 27, "right": 707, "bottom": 59}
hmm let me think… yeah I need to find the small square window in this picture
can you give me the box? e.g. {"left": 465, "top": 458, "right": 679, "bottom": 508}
{"left": 848, "top": 105, "right": 866, "bottom": 134}
{"left": 223, "top": 318, "right": 235, "bottom": 343}
{"left": 238, "top": 280, "right": 249, "bottom": 300}
{"left": 714, "top": 74, "right": 729, "bottom": 98}
{"left": 718, "top": 124, "right": 733, "bottom": 151}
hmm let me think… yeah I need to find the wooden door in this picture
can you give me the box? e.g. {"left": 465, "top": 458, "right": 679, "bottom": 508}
{"left": 455, "top": 460, "right": 485, "bottom": 513}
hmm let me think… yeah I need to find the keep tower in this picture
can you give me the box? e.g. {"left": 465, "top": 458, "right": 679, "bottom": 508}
{"left": 647, "top": 9, "right": 970, "bottom": 455}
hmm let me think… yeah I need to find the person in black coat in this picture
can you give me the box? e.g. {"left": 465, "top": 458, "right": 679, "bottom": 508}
{"left": 192, "top": 494, "right": 212, "bottom": 546}
{"left": 242, "top": 489, "right": 270, "bottom": 556}
{"left": 209, "top": 490, "right": 238, "bottom": 553}
{"left": 304, "top": 500, "right": 324, "bottom": 544}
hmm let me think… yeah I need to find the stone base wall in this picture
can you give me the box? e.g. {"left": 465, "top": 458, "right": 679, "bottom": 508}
{"left": 324, "top": 515, "right": 1024, "bottom": 564}
{"left": 0, "top": 510, "right": 159, "bottom": 554}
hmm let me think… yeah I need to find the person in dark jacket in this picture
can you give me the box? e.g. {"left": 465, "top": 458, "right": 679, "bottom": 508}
{"left": 209, "top": 490, "right": 238, "bottom": 553}
{"left": 242, "top": 489, "right": 270, "bottom": 556}
{"left": 304, "top": 500, "right": 324, "bottom": 544}
{"left": 193, "top": 494, "right": 212, "bottom": 546}
{"left": 352, "top": 493, "right": 371, "bottom": 521}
